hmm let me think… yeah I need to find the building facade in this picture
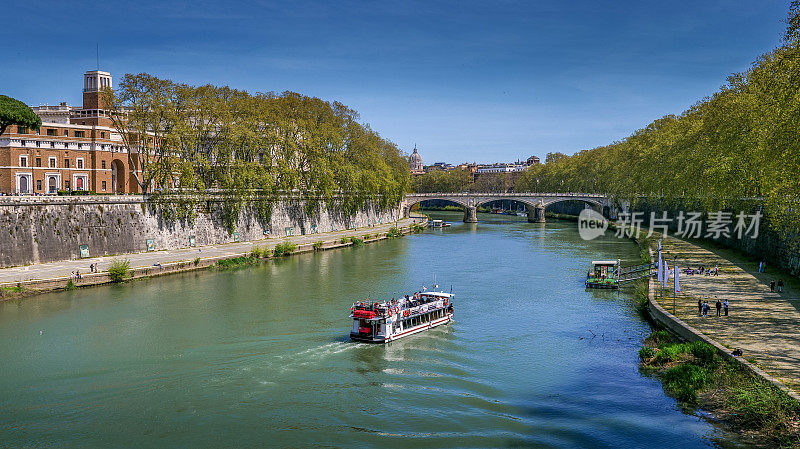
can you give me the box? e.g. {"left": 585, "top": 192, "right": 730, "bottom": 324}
{"left": 409, "top": 145, "right": 424, "bottom": 175}
{"left": 0, "top": 70, "right": 139, "bottom": 195}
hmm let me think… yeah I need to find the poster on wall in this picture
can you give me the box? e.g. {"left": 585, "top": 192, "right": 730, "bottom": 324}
{"left": 79, "top": 244, "right": 89, "bottom": 258}
{"left": 189, "top": 236, "right": 196, "bottom": 247}
{"left": 146, "top": 239, "right": 155, "bottom": 251}
{"left": 233, "top": 232, "right": 240, "bottom": 242}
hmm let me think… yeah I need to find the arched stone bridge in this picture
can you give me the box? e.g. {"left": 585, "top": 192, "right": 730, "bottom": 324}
{"left": 401, "top": 192, "right": 611, "bottom": 223}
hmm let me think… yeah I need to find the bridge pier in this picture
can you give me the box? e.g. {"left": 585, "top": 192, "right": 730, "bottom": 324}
{"left": 527, "top": 205, "right": 546, "bottom": 223}
{"left": 463, "top": 206, "right": 477, "bottom": 223}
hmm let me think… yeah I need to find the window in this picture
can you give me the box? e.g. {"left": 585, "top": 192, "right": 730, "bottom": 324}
{"left": 49, "top": 157, "right": 57, "bottom": 168}
{"left": 78, "top": 143, "right": 83, "bottom": 149}
{"left": 35, "top": 141, "right": 40, "bottom": 147}
{"left": 46, "top": 129, "right": 56, "bottom": 136}
{"left": 50, "top": 142, "right": 55, "bottom": 148}
{"left": 36, "top": 158, "right": 41, "bottom": 167}
{"left": 76, "top": 158, "right": 84, "bottom": 169}
{"left": 19, "top": 156, "right": 28, "bottom": 167}
{"left": 65, "top": 180, "right": 70, "bottom": 190}
{"left": 101, "top": 160, "right": 106, "bottom": 169}
{"left": 64, "top": 159, "right": 69, "bottom": 168}
{"left": 75, "top": 131, "right": 85, "bottom": 138}
{"left": 100, "top": 132, "right": 106, "bottom": 139}
{"left": 17, "top": 126, "right": 26, "bottom": 134}
{"left": 102, "top": 181, "right": 107, "bottom": 191}
{"left": 36, "top": 180, "right": 42, "bottom": 191}
{"left": 64, "top": 130, "right": 69, "bottom": 137}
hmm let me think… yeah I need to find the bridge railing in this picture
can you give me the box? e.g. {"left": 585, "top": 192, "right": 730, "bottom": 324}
{"left": 406, "top": 192, "right": 607, "bottom": 198}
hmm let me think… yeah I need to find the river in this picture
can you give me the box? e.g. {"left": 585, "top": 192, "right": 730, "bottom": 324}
{"left": 0, "top": 212, "right": 737, "bottom": 448}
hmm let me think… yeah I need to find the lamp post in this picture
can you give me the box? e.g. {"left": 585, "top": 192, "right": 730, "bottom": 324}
{"left": 673, "top": 255, "right": 678, "bottom": 315}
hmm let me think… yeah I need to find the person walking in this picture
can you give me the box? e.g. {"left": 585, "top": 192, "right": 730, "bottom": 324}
{"left": 698, "top": 298, "right": 703, "bottom": 316}
{"left": 778, "top": 279, "right": 784, "bottom": 293}
{"left": 702, "top": 301, "right": 709, "bottom": 318}
{"left": 723, "top": 299, "right": 729, "bottom": 316}
{"left": 770, "top": 280, "right": 776, "bottom": 292}
{"left": 715, "top": 299, "right": 722, "bottom": 317}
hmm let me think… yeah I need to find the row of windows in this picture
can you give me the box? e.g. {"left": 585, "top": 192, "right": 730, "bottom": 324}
{"left": 18, "top": 156, "right": 87, "bottom": 169}
{"left": 401, "top": 308, "right": 447, "bottom": 329}
{"left": 18, "top": 126, "right": 99, "bottom": 139}
{"left": 17, "top": 176, "right": 104, "bottom": 194}
{"left": 18, "top": 140, "right": 121, "bottom": 151}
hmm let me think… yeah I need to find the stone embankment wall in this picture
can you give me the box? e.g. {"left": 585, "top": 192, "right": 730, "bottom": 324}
{"left": 0, "top": 196, "right": 399, "bottom": 268}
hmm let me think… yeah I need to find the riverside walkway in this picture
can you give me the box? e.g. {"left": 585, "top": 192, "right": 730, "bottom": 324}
{"left": 0, "top": 217, "right": 422, "bottom": 286}
{"left": 655, "top": 235, "right": 800, "bottom": 394}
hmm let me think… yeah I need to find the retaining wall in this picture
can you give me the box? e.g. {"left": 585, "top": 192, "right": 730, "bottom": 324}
{"left": 0, "top": 196, "right": 399, "bottom": 268}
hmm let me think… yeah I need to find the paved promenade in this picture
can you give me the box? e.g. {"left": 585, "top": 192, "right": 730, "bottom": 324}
{"left": 655, "top": 235, "right": 800, "bottom": 394}
{"left": 0, "top": 217, "right": 422, "bottom": 286}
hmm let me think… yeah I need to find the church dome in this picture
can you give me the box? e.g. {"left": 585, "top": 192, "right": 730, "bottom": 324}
{"left": 409, "top": 146, "right": 423, "bottom": 172}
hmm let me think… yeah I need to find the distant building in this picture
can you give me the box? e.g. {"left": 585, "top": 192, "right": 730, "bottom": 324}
{"left": 425, "top": 161, "right": 454, "bottom": 172}
{"left": 0, "top": 70, "right": 140, "bottom": 195}
{"left": 475, "top": 163, "right": 525, "bottom": 174}
{"left": 526, "top": 155, "right": 540, "bottom": 166}
{"left": 409, "top": 145, "right": 424, "bottom": 175}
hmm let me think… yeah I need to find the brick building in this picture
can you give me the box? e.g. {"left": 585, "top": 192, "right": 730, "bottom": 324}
{"left": 0, "top": 70, "right": 140, "bottom": 195}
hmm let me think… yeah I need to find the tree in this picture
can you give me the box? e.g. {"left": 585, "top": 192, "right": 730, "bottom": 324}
{"left": 0, "top": 95, "right": 41, "bottom": 136}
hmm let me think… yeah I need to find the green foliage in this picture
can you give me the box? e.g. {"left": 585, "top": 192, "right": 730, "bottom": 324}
{"left": 313, "top": 241, "right": 323, "bottom": 251}
{"left": 386, "top": 227, "right": 403, "bottom": 238}
{"left": 638, "top": 346, "right": 655, "bottom": 360}
{"left": 340, "top": 237, "right": 349, "bottom": 244}
{"left": 662, "top": 363, "right": 712, "bottom": 403}
{"left": 251, "top": 245, "right": 265, "bottom": 258}
{"left": 362, "top": 234, "right": 371, "bottom": 240}
{"left": 410, "top": 223, "right": 425, "bottom": 233}
{"left": 0, "top": 95, "right": 42, "bottom": 136}
{"left": 216, "top": 256, "right": 257, "bottom": 269}
{"left": 108, "top": 259, "right": 131, "bottom": 283}
{"left": 349, "top": 237, "right": 364, "bottom": 246}
{"left": 65, "top": 279, "right": 77, "bottom": 291}
{"left": 104, "top": 74, "right": 410, "bottom": 212}
{"left": 273, "top": 242, "right": 296, "bottom": 257}
{"left": 193, "top": 257, "right": 201, "bottom": 266}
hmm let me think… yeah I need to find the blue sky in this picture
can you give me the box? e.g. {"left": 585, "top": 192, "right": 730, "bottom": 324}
{"left": 0, "top": 1, "right": 788, "bottom": 164}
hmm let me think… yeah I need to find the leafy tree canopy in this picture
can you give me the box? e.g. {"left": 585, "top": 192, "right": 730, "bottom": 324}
{"left": 0, "top": 95, "right": 41, "bottom": 136}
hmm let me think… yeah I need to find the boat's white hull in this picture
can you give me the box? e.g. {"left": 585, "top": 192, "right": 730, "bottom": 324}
{"left": 350, "top": 313, "right": 453, "bottom": 343}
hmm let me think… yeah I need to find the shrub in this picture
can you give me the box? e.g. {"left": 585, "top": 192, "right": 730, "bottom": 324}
{"left": 193, "top": 257, "right": 200, "bottom": 266}
{"left": 273, "top": 242, "right": 296, "bottom": 257}
{"left": 108, "top": 259, "right": 131, "bottom": 282}
{"left": 363, "top": 234, "right": 371, "bottom": 240}
{"left": 687, "top": 341, "right": 718, "bottom": 367}
{"left": 411, "top": 223, "right": 425, "bottom": 233}
{"left": 638, "top": 346, "right": 655, "bottom": 360}
{"left": 340, "top": 237, "right": 349, "bottom": 244}
{"left": 349, "top": 237, "right": 364, "bottom": 246}
{"left": 387, "top": 227, "right": 402, "bottom": 238}
{"left": 251, "top": 245, "right": 265, "bottom": 258}
{"left": 313, "top": 241, "right": 323, "bottom": 251}
{"left": 65, "top": 279, "right": 77, "bottom": 291}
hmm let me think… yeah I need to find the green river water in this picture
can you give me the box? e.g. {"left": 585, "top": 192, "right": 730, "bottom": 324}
{"left": 0, "top": 212, "right": 740, "bottom": 448}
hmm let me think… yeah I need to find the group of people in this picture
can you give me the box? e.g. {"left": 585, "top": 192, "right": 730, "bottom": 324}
{"left": 70, "top": 264, "right": 99, "bottom": 280}
{"left": 684, "top": 265, "right": 718, "bottom": 276}
{"left": 769, "top": 279, "right": 785, "bottom": 293}
{"left": 698, "top": 298, "right": 728, "bottom": 317}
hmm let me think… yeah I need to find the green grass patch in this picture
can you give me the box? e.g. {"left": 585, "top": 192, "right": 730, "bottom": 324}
{"left": 216, "top": 256, "right": 258, "bottom": 269}
{"left": 349, "top": 237, "right": 364, "bottom": 246}
{"left": 638, "top": 330, "right": 800, "bottom": 445}
{"left": 313, "top": 241, "right": 323, "bottom": 251}
{"left": 65, "top": 279, "right": 77, "bottom": 291}
{"left": 410, "top": 223, "right": 425, "bottom": 233}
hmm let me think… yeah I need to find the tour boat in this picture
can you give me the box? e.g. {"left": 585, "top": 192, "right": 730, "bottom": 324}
{"left": 349, "top": 290, "right": 454, "bottom": 343}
